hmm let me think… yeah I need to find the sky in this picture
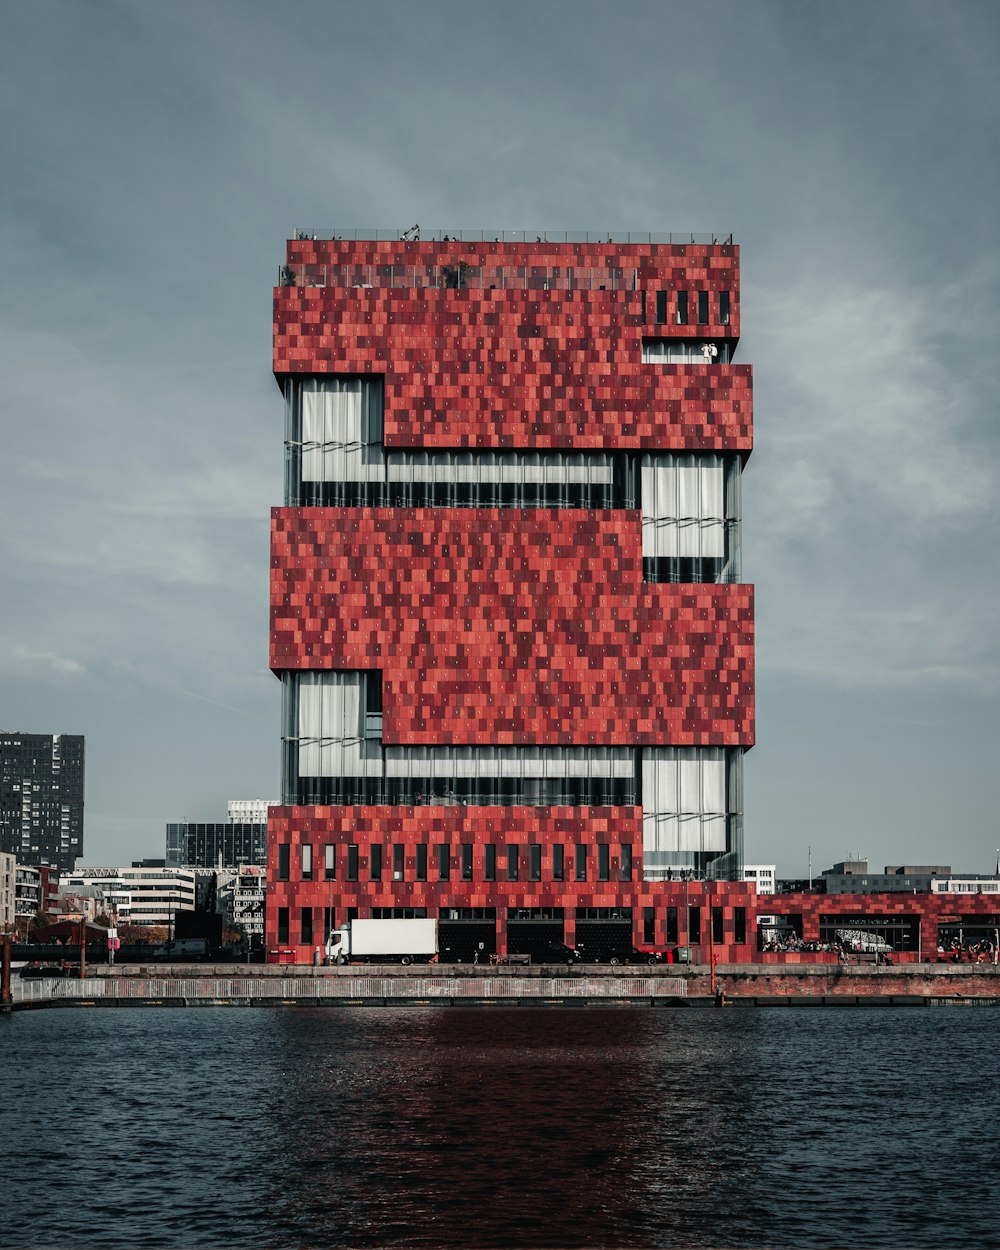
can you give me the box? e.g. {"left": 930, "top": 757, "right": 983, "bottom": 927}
{"left": 1, "top": 0, "right": 998, "bottom": 877}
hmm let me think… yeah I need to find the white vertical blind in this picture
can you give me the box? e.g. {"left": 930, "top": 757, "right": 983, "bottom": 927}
{"left": 300, "top": 378, "right": 384, "bottom": 483}
{"left": 297, "top": 672, "right": 383, "bottom": 777}
{"left": 641, "top": 454, "right": 726, "bottom": 559}
{"left": 642, "top": 748, "right": 728, "bottom": 854}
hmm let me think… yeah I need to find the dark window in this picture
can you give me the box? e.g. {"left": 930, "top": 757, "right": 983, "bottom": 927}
{"left": 712, "top": 906, "right": 724, "bottom": 944}
{"left": 301, "top": 843, "right": 313, "bottom": 881}
{"left": 619, "top": 844, "right": 632, "bottom": 881}
{"left": 506, "top": 845, "right": 519, "bottom": 882}
{"left": 437, "top": 844, "right": 451, "bottom": 881}
{"left": 676, "top": 291, "right": 688, "bottom": 325}
{"left": 346, "top": 906, "right": 358, "bottom": 924}
{"left": 484, "top": 845, "right": 496, "bottom": 882}
{"left": 643, "top": 907, "right": 656, "bottom": 944}
{"left": 697, "top": 290, "right": 709, "bottom": 324}
{"left": 365, "top": 670, "right": 383, "bottom": 739}
{"left": 324, "top": 843, "right": 336, "bottom": 881}
{"left": 461, "top": 843, "right": 473, "bottom": 881}
{"left": 416, "top": 844, "right": 427, "bottom": 881}
{"left": 323, "top": 907, "right": 335, "bottom": 940}
{"left": 688, "top": 905, "right": 701, "bottom": 944}
{"left": 277, "top": 907, "right": 289, "bottom": 944}
{"left": 719, "top": 291, "right": 730, "bottom": 325}
{"left": 734, "top": 906, "right": 746, "bottom": 944}
{"left": 666, "top": 906, "right": 679, "bottom": 944}
{"left": 301, "top": 907, "right": 313, "bottom": 945}
{"left": 598, "top": 844, "right": 610, "bottom": 881}
{"left": 575, "top": 844, "right": 588, "bottom": 882}
{"left": 347, "top": 844, "right": 359, "bottom": 882}
{"left": 655, "top": 291, "right": 668, "bottom": 323}
{"left": 529, "top": 844, "right": 542, "bottom": 881}
{"left": 278, "top": 844, "right": 290, "bottom": 882}
{"left": 370, "top": 844, "right": 383, "bottom": 882}
{"left": 393, "top": 844, "right": 404, "bottom": 880}
{"left": 552, "top": 844, "right": 565, "bottom": 881}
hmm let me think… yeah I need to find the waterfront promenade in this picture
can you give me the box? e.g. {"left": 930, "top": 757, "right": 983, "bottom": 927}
{"left": 8, "top": 962, "right": 1000, "bottom": 1010}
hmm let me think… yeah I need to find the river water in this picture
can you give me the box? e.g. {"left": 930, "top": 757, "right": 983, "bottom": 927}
{"left": 1, "top": 1006, "right": 997, "bottom": 1248}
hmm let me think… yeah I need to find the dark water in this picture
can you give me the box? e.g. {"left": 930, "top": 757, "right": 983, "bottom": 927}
{"left": 1, "top": 1006, "right": 998, "bottom": 1249}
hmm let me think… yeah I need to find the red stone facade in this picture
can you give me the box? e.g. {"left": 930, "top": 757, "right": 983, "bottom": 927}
{"left": 768, "top": 891, "right": 1000, "bottom": 963}
{"left": 266, "top": 234, "right": 755, "bottom": 961}
{"left": 274, "top": 240, "right": 749, "bottom": 453}
{"left": 271, "top": 510, "right": 754, "bottom": 746}
{"left": 267, "top": 806, "right": 756, "bottom": 961}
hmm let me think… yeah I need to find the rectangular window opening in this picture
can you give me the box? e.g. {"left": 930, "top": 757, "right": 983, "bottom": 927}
{"left": 697, "top": 290, "right": 709, "bottom": 324}
{"left": 461, "top": 843, "right": 473, "bottom": 881}
{"left": 370, "top": 844, "right": 383, "bottom": 882}
{"left": 278, "top": 844, "right": 290, "bottom": 882}
{"left": 415, "top": 844, "right": 428, "bottom": 882}
{"left": 575, "top": 844, "right": 588, "bottom": 882}
{"left": 506, "top": 845, "right": 519, "bottom": 882}
{"left": 529, "top": 844, "right": 542, "bottom": 882}
{"left": 484, "top": 845, "right": 497, "bottom": 882}
{"left": 324, "top": 843, "right": 336, "bottom": 881}
{"left": 301, "top": 843, "right": 313, "bottom": 881}
{"left": 598, "top": 844, "right": 610, "bottom": 882}
{"left": 552, "top": 844, "right": 565, "bottom": 882}
{"left": 347, "top": 844, "right": 359, "bottom": 882}
{"left": 655, "top": 291, "right": 668, "bottom": 324}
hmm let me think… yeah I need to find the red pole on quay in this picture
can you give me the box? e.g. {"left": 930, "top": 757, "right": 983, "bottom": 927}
{"left": 1, "top": 933, "right": 12, "bottom": 1012}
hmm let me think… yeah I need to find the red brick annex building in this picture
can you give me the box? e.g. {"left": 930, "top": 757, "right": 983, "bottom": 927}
{"left": 264, "top": 228, "right": 759, "bottom": 963}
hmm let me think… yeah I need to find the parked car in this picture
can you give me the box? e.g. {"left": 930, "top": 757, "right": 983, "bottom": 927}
{"left": 541, "top": 941, "right": 581, "bottom": 965}
{"left": 18, "top": 961, "right": 74, "bottom": 979}
{"left": 625, "top": 945, "right": 670, "bottom": 966}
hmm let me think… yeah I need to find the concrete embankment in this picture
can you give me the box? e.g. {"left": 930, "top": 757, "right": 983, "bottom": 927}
{"left": 6, "top": 962, "right": 999, "bottom": 1010}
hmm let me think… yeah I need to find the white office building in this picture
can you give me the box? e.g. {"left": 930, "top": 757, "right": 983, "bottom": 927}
{"left": 60, "top": 866, "right": 196, "bottom": 927}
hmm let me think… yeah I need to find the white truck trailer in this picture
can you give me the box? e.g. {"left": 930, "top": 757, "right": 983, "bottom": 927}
{"left": 325, "top": 918, "right": 437, "bottom": 965}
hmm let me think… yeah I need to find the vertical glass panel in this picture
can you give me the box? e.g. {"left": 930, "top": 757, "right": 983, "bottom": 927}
{"left": 552, "top": 844, "right": 565, "bottom": 881}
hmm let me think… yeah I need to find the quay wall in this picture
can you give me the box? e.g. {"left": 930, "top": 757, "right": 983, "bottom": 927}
{"left": 81, "top": 962, "right": 1000, "bottom": 999}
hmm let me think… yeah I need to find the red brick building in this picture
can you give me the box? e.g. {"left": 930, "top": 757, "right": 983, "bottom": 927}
{"left": 266, "top": 230, "right": 756, "bottom": 962}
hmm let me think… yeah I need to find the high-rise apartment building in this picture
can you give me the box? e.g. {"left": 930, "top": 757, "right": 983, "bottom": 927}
{"left": 0, "top": 733, "right": 84, "bottom": 871}
{"left": 266, "top": 230, "right": 754, "bottom": 961}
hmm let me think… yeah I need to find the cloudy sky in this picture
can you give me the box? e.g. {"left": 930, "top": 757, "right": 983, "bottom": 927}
{"left": 2, "top": 0, "right": 997, "bottom": 876}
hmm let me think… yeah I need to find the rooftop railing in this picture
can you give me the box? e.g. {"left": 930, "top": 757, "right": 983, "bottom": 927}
{"left": 277, "top": 262, "right": 640, "bottom": 291}
{"left": 291, "top": 228, "right": 733, "bottom": 245}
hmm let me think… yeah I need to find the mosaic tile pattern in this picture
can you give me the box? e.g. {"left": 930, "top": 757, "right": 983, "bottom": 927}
{"left": 271, "top": 509, "right": 755, "bottom": 746}
{"left": 273, "top": 240, "right": 751, "bottom": 453}
{"left": 774, "top": 891, "right": 1000, "bottom": 959}
{"left": 266, "top": 804, "right": 756, "bottom": 960}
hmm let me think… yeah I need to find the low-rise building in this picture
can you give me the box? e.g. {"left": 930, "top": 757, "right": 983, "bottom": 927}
{"left": 60, "top": 866, "right": 196, "bottom": 928}
{"left": 218, "top": 864, "right": 266, "bottom": 947}
{"left": 14, "top": 863, "right": 41, "bottom": 923}
{"left": 0, "top": 851, "right": 15, "bottom": 931}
